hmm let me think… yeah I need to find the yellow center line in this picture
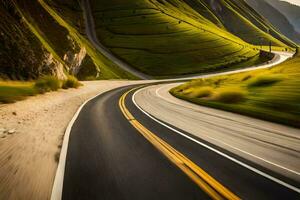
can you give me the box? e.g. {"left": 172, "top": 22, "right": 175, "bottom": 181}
{"left": 119, "top": 87, "right": 241, "bottom": 200}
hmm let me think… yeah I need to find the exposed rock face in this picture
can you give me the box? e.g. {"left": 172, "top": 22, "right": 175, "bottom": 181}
{"left": 64, "top": 47, "right": 87, "bottom": 76}
{"left": 44, "top": 53, "right": 67, "bottom": 80}
{"left": 0, "top": 1, "right": 50, "bottom": 80}
{"left": 0, "top": 0, "right": 89, "bottom": 80}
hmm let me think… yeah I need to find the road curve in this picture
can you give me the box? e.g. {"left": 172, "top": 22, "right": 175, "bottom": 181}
{"left": 52, "top": 6, "right": 297, "bottom": 197}
{"left": 60, "top": 86, "right": 300, "bottom": 199}
{"left": 134, "top": 83, "right": 300, "bottom": 183}
{"left": 81, "top": 0, "right": 151, "bottom": 79}
{"left": 81, "top": 0, "right": 292, "bottom": 81}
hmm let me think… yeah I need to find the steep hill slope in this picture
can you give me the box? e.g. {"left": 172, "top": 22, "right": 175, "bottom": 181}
{"left": 0, "top": 0, "right": 134, "bottom": 80}
{"left": 0, "top": 0, "right": 296, "bottom": 80}
{"left": 265, "top": 0, "right": 300, "bottom": 34}
{"left": 180, "top": 0, "right": 296, "bottom": 46}
{"left": 0, "top": 1, "right": 62, "bottom": 80}
{"left": 245, "top": 0, "right": 300, "bottom": 44}
{"left": 90, "top": 0, "right": 290, "bottom": 77}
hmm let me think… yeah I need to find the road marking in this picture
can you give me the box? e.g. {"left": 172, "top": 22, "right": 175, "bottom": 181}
{"left": 132, "top": 87, "right": 300, "bottom": 194}
{"left": 119, "top": 88, "right": 241, "bottom": 200}
{"left": 154, "top": 84, "right": 300, "bottom": 176}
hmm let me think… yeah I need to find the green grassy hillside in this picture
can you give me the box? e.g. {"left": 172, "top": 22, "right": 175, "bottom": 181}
{"left": 1, "top": 0, "right": 297, "bottom": 80}
{"left": 0, "top": 1, "right": 51, "bottom": 80}
{"left": 171, "top": 51, "right": 300, "bottom": 127}
{"left": 90, "top": 0, "right": 293, "bottom": 77}
{"left": 245, "top": 0, "right": 300, "bottom": 44}
{"left": 182, "top": 0, "right": 296, "bottom": 46}
{"left": 0, "top": 0, "right": 135, "bottom": 80}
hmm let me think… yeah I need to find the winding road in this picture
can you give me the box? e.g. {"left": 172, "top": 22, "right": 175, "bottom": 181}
{"left": 48, "top": 1, "right": 300, "bottom": 199}
{"left": 49, "top": 49, "right": 300, "bottom": 200}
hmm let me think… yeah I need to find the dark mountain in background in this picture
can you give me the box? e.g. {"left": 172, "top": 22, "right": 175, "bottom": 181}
{"left": 265, "top": 0, "right": 300, "bottom": 33}
{"left": 179, "top": 0, "right": 296, "bottom": 46}
{"left": 245, "top": 0, "right": 300, "bottom": 44}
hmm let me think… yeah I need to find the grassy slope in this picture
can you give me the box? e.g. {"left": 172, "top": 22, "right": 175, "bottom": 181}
{"left": 90, "top": 0, "right": 291, "bottom": 77}
{"left": 0, "top": 81, "right": 37, "bottom": 103}
{"left": 0, "top": 1, "right": 51, "bottom": 80}
{"left": 4, "top": 0, "right": 136, "bottom": 80}
{"left": 171, "top": 52, "right": 300, "bottom": 128}
{"left": 182, "top": 0, "right": 295, "bottom": 46}
{"left": 245, "top": 0, "right": 300, "bottom": 44}
{"left": 39, "top": 0, "right": 137, "bottom": 79}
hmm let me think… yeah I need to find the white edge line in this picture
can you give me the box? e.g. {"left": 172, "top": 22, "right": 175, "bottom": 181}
{"left": 154, "top": 84, "right": 300, "bottom": 176}
{"left": 50, "top": 51, "right": 295, "bottom": 199}
{"left": 50, "top": 90, "right": 110, "bottom": 200}
{"left": 132, "top": 89, "right": 300, "bottom": 194}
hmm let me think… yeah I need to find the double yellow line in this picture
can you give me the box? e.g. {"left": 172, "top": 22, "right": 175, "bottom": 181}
{"left": 119, "top": 88, "right": 240, "bottom": 200}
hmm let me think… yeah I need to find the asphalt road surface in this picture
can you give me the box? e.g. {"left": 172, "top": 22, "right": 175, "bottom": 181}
{"left": 134, "top": 83, "right": 300, "bottom": 182}
{"left": 61, "top": 86, "right": 300, "bottom": 200}
{"left": 55, "top": 4, "right": 299, "bottom": 198}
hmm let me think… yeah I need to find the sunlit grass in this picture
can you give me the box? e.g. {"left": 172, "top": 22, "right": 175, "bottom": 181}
{"left": 212, "top": 87, "right": 246, "bottom": 103}
{"left": 0, "top": 76, "right": 82, "bottom": 103}
{"left": 0, "top": 82, "right": 37, "bottom": 103}
{"left": 90, "top": 0, "right": 280, "bottom": 77}
{"left": 171, "top": 51, "right": 300, "bottom": 127}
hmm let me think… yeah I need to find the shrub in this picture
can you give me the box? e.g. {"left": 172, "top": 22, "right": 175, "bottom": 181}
{"left": 213, "top": 87, "right": 246, "bottom": 103}
{"left": 62, "top": 75, "right": 81, "bottom": 89}
{"left": 247, "top": 74, "right": 284, "bottom": 87}
{"left": 188, "top": 87, "right": 213, "bottom": 98}
{"left": 35, "top": 76, "right": 61, "bottom": 93}
{"left": 241, "top": 74, "right": 252, "bottom": 81}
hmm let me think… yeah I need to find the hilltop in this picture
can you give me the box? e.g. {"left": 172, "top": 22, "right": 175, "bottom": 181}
{"left": 265, "top": 0, "right": 300, "bottom": 34}
{"left": 0, "top": 0, "right": 297, "bottom": 80}
{"left": 90, "top": 0, "right": 295, "bottom": 77}
{"left": 245, "top": 0, "right": 300, "bottom": 44}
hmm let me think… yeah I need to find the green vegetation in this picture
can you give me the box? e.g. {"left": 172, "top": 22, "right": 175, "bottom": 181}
{"left": 39, "top": 0, "right": 136, "bottom": 80}
{"left": 247, "top": 74, "right": 284, "bottom": 87}
{"left": 212, "top": 87, "right": 247, "bottom": 103}
{"left": 171, "top": 52, "right": 300, "bottom": 127}
{"left": 0, "top": 82, "right": 36, "bottom": 103}
{"left": 0, "top": 76, "right": 82, "bottom": 103}
{"left": 62, "top": 75, "right": 82, "bottom": 89}
{"left": 34, "top": 76, "right": 61, "bottom": 93}
{"left": 1, "top": 0, "right": 136, "bottom": 80}
{"left": 90, "top": 0, "right": 290, "bottom": 78}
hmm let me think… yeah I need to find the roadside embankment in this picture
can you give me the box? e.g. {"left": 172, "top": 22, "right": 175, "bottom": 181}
{"left": 0, "top": 80, "right": 140, "bottom": 199}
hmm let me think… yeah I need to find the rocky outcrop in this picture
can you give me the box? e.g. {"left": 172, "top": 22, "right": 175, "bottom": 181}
{"left": 0, "top": 0, "right": 90, "bottom": 80}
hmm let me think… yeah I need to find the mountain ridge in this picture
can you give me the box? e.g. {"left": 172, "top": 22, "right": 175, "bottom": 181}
{"left": 0, "top": 0, "right": 296, "bottom": 80}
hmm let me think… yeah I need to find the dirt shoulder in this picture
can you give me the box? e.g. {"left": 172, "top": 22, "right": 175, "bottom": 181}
{"left": 0, "top": 81, "right": 141, "bottom": 200}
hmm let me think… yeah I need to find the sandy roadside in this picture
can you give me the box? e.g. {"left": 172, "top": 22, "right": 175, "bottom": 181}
{"left": 0, "top": 80, "right": 142, "bottom": 200}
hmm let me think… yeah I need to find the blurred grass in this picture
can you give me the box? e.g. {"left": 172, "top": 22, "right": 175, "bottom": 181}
{"left": 170, "top": 51, "right": 300, "bottom": 127}
{"left": 0, "top": 82, "right": 37, "bottom": 103}
{"left": 247, "top": 74, "right": 285, "bottom": 87}
{"left": 212, "top": 87, "right": 246, "bottom": 103}
{"left": 0, "top": 76, "right": 82, "bottom": 103}
{"left": 62, "top": 75, "right": 82, "bottom": 89}
{"left": 34, "top": 76, "right": 61, "bottom": 93}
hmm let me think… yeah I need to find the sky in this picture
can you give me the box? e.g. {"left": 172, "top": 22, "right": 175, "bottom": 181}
{"left": 281, "top": 0, "right": 300, "bottom": 6}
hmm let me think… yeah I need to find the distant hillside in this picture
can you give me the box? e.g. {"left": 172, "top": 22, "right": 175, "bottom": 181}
{"left": 245, "top": 0, "right": 300, "bottom": 44}
{"left": 0, "top": 0, "right": 134, "bottom": 80}
{"left": 90, "top": 0, "right": 295, "bottom": 77}
{"left": 265, "top": 0, "right": 300, "bottom": 33}
{"left": 0, "top": 0, "right": 297, "bottom": 80}
{"left": 180, "top": 0, "right": 296, "bottom": 46}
